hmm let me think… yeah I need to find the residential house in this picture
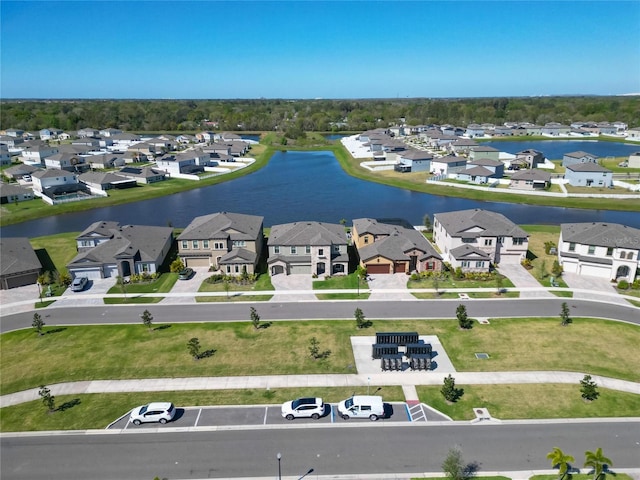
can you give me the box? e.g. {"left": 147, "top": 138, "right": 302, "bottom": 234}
{"left": 117, "top": 166, "right": 167, "bottom": 184}
{"left": 78, "top": 171, "right": 137, "bottom": 192}
{"left": 176, "top": 134, "right": 196, "bottom": 145}
{"left": 267, "top": 221, "right": 348, "bottom": 276}
{"left": 562, "top": 151, "right": 598, "bottom": 167}
{"left": 77, "top": 128, "right": 98, "bottom": 138}
{"left": 195, "top": 131, "right": 216, "bottom": 143}
{"left": 626, "top": 127, "right": 640, "bottom": 140}
{"left": 3, "top": 163, "right": 39, "bottom": 180}
{"left": 493, "top": 125, "right": 513, "bottom": 136}
{"left": 0, "top": 145, "right": 11, "bottom": 166}
{"left": 21, "top": 144, "right": 59, "bottom": 165}
{"left": 0, "top": 135, "right": 24, "bottom": 149}
{"left": 515, "top": 149, "right": 545, "bottom": 169}
{"left": 86, "top": 152, "right": 126, "bottom": 169}
{"left": 509, "top": 169, "right": 552, "bottom": 190}
{"left": 468, "top": 146, "right": 500, "bottom": 162}
{"left": 178, "top": 212, "right": 264, "bottom": 274}
{"left": 352, "top": 218, "right": 442, "bottom": 274}
{"left": 39, "top": 128, "right": 63, "bottom": 140}
{"left": 4, "top": 128, "right": 24, "bottom": 138}
{"left": 58, "top": 131, "right": 77, "bottom": 141}
{"left": 433, "top": 209, "right": 529, "bottom": 270}
{"left": 430, "top": 155, "right": 468, "bottom": 175}
{"left": 559, "top": 222, "right": 640, "bottom": 282}
{"left": 127, "top": 142, "right": 157, "bottom": 158}
{"left": 67, "top": 221, "right": 173, "bottom": 280}
{"left": 31, "top": 168, "right": 83, "bottom": 197}
{"left": 628, "top": 152, "right": 640, "bottom": 168}
{"left": 0, "top": 237, "right": 42, "bottom": 289}
{"left": 541, "top": 123, "right": 571, "bottom": 136}
{"left": 111, "top": 133, "right": 142, "bottom": 150}
{"left": 156, "top": 151, "right": 211, "bottom": 175}
{"left": 122, "top": 150, "right": 149, "bottom": 163}
{"left": 71, "top": 137, "right": 101, "bottom": 150}
{"left": 456, "top": 158, "right": 504, "bottom": 184}
{"left": 448, "top": 138, "right": 478, "bottom": 155}
{"left": 0, "top": 183, "right": 34, "bottom": 204}
{"left": 565, "top": 163, "right": 612, "bottom": 187}
{"left": 99, "top": 128, "right": 122, "bottom": 137}
{"left": 596, "top": 123, "right": 618, "bottom": 135}
{"left": 44, "top": 152, "right": 88, "bottom": 172}
{"left": 147, "top": 137, "right": 177, "bottom": 153}
{"left": 465, "top": 124, "right": 485, "bottom": 138}
{"left": 394, "top": 149, "right": 433, "bottom": 173}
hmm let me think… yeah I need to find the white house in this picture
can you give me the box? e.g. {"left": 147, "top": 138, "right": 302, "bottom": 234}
{"left": 31, "top": 168, "right": 80, "bottom": 193}
{"left": 564, "top": 163, "right": 612, "bottom": 187}
{"left": 559, "top": 222, "right": 640, "bottom": 282}
{"left": 21, "top": 144, "right": 59, "bottom": 165}
{"left": 433, "top": 209, "right": 529, "bottom": 270}
{"left": 430, "top": 155, "right": 468, "bottom": 175}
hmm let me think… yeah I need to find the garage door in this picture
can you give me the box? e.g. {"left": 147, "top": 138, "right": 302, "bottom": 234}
{"left": 580, "top": 263, "right": 610, "bottom": 279}
{"left": 367, "top": 264, "right": 390, "bottom": 274}
{"left": 186, "top": 257, "right": 210, "bottom": 268}
{"left": 71, "top": 268, "right": 102, "bottom": 280}
{"left": 394, "top": 262, "right": 406, "bottom": 273}
{"left": 290, "top": 264, "right": 311, "bottom": 275}
{"left": 104, "top": 265, "right": 119, "bottom": 278}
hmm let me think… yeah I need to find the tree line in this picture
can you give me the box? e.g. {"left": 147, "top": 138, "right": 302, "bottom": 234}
{"left": 1, "top": 96, "right": 638, "bottom": 133}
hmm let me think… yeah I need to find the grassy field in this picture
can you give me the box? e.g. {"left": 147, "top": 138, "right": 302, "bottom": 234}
{"left": 416, "top": 384, "right": 640, "bottom": 420}
{"left": 195, "top": 294, "right": 274, "bottom": 302}
{"left": 2, "top": 317, "right": 639, "bottom": 395}
{"left": 106, "top": 272, "right": 178, "bottom": 294}
{"left": 30, "top": 231, "right": 80, "bottom": 274}
{"left": 198, "top": 273, "right": 274, "bottom": 292}
{"left": 0, "top": 386, "right": 405, "bottom": 432}
{"left": 521, "top": 225, "right": 568, "bottom": 287}
{"left": 407, "top": 274, "right": 515, "bottom": 290}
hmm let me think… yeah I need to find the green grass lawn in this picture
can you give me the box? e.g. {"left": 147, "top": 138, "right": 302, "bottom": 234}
{"left": 107, "top": 272, "right": 178, "bottom": 294}
{"left": 417, "top": 384, "right": 640, "bottom": 420}
{"left": 2, "top": 317, "right": 639, "bottom": 396}
{"left": 313, "top": 272, "right": 364, "bottom": 290}
{"left": 103, "top": 297, "right": 164, "bottom": 304}
{"left": 0, "top": 386, "right": 405, "bottom": 432}
{"left": 408, "top": 274, "right": 514, "bottom": 290}
{"left": 520, "top": 225, "right": 568, "bottom": 287}
{"left": 30, "top": 231, "right": 80, "bottom": 274}
{"left": 315, "top": 293, "right": 371, "bottom": 300}
{"left": 195, "top": 294, "right": 274, "bottom": 302}
{"left": 198, "top": 273, "right": 274, "bottom": 292}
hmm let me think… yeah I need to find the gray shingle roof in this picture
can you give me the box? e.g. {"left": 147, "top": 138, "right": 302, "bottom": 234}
{"left": 564, "top": 151, "right": 596, "bottom": 158}
{"left": 434, "top": 209, "right": 528, "bottom": 238}
{"left": 561, "top": 222, "right": 640, "bottom": 249}
{"left": 0, "top": 237, "right": 42, "bottom": 276}
{"left": 218, "top": 247, "right": 257, "bottom": 264}
{"left": 178, "top": 212, "right": 263, "bottom": 242}
{"left": 268, "top": 221, "right": 347, "bottom": 246}
{"left": 565, "top": 163, "right": 610, "bottom": 173}
{"left": 450, "top": 244, "right": 491, "bottom": 260}
{"left": 510, "top": 169, "right": 551, "bottom": 182}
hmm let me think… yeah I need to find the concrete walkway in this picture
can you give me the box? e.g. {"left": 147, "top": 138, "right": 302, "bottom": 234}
{"left": 497, "top": 264, "right": 555, "bottom": 298}
{"left": 2, "top": 371, "right": 639, "bottom": 408}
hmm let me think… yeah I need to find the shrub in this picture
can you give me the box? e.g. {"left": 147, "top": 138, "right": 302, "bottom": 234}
{"left": 631, "top": 279, "right": 640, "bottom": 290}
{"left": 617, "top": 280, "right": 629, "bottom": 290}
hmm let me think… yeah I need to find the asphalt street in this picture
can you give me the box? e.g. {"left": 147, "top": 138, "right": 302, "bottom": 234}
{"left": 2, "top": 298, "right": 639, "bottom": 333}
{"left": 2, "top": 421, "right": 639, "bottom": 480}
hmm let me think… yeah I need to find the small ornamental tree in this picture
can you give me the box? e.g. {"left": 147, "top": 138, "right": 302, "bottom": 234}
{"left": 456, "top": 304, "right": 473, "bottom": 329}
{"left": 309, "top": 337, "right": 331, "bottom": 360}
{"left": 584, "top": 447, "right": 612, "bottom": 480}
{"left": 32, "top": 312, "right": 45, "bottom": 336}
{"left": 187, "top": 337, "right": 201, "bottom": 360}
{"left": 441, "top": 374, "right": 463, "bottom": 403}
{"left": 442, "top": 447, "right": 471, "bottom": 480}
{"left": 170, "top": 258, "right": 185, "bottom": 273}
{"left": 495, "top": 275, "right": 504, "bottom": 295}
{"left": 141, "top": 309, "right": 153, "bottom": 331}
{"left": 547, "top": 447, "right": 575, "bottom": 480}
{"left": 560, "top": 302, "right": 572, "bottom": 326}
{"left": 552, "top": 260, "right": 563, "bottom": 277}
{"left": 39, "top": 385, "right": 56, "bottom": 412}
{"left": 423, "top": 214, "right": 432, "bottom": 232}
{"left": 250, "top": 307, "right": 260, "bottom": 330}
{"left": 354, "top": 307, "right": 367, "bottom": 329}
{"left": 580, "top": 375, "right": 600, "bottom": 401}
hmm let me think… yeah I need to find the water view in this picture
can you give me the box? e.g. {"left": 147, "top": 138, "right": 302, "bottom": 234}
{"left": 483, "top": 139, "right": 639, "bottom": 159}
{"left": 3, "top": 149, "right": 639, "bottom": 238}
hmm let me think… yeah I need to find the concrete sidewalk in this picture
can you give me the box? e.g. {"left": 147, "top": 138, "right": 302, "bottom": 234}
{"left": 3, "top": 370, "right": 639, "bottom": 408}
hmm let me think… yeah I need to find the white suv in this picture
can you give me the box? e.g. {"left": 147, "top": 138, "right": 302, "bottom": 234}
{"left": 129, "top": 402, "right": 176, "bottom": 425}
{"left": 281, "top": 397, "right": 325, "bottom": 420}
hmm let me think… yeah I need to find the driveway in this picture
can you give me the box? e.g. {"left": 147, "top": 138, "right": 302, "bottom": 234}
{"left": 52, "top": 278, "right": 116, "bottom": 307}
{"left": 270, "top": 274, "right": 316, "bottom": 301}
{"left": 497, "top": 263, "right": 554, "bottom": 298}
{"left": 0, "top": 283, "right": 40, "bottom": 315}
{"left": 562, "top": 271, "right": 628, "bottom": 305}
{"left": 367, "top": 273, "right": 415, "bottom": 301}
{"left": 161, "top": 267, "right": 210, "bottom": 304}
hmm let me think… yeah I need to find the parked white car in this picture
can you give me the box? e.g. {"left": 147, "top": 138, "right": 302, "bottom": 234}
{"left": 70, "top": 276, "right": 88, "bottom": 292}
{"left": 281, "top": 397, "right": 325, "bottom": 420}
{"left": 129, "top": 402, "right": 176, "bottom": 425}
{"left": 337, "top": 395, "right": 384, "bottom": 421}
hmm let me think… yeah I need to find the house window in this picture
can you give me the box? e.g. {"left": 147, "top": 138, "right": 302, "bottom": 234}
{"left": 588, "top": 245, "right": 595, "bottom": 255}
{"left": 513, "top": 238, "right": 525, "bottom": 246}
{"left": 628, "top": 252, "right": 635, "bottom": 260}
{"left": 192, "top": 240, "right": 199, "bottom": 249}
{"left": 226, "top": 265, "right": 231, "bottom": 273}
{"left": 80, "top": 240, "right": 93, "bottom": 247}
{"left": 319, "top": 248, "right": 324, "bottom": 256}
{"left": 476, "top": 261, "right": 484, "bottom": 268}
{"left": 141, "top": 263, "right": 149, "bottom": 272}
{"left": 274, "top": 246, "right": 280, "bottom": 254}
{"left": 606, "top": 247, "right": 613, "bottom": 256}
{"left": 181, "top": 240, "right": 188, "bottom": 249}
{"left": 497, "top": 237, "right": 504, "bottom": 244}
{"left": 235, "top": 265, "right": 239, "bottom": 273}
{"left": 364, "top": 237, "right": 369, "bottom": 244}
{"left": 214, "top": 242, "right": 225, "bottom": 250}
{"left": 203, "top": 240, "right": 209, "bottom": 249}
{"left": 462, "top": 238, "right": 475, "bottom": 244}
{"left": 426, "top": 262, "right": 435, "bottom": 271}
{"left": 305, "top": 245, "right": 311, "bottom": 254}
{"left": 291, "top": 246, "right": 297, "bottom": 254}
{"left": 461, "top": 261, "right": 470, "bottom": 267}
{"left": 232, "top": 240, "right": 246, "bottom": 248}
{"left": 569, "top": 243, "right": 576, "bottom": 252}
{"left": 484, "top": 239, "right": 493, "bottom": 246}
{"left": 620, "top": 252, "right": 627, "bottom": 259}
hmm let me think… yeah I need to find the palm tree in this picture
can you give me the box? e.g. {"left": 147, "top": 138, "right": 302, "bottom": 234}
{"left": 584, "top": 448, "right": 613, "bottom": 480}
{"left": 547, "top": 447, "right": 575, "bottom": 480}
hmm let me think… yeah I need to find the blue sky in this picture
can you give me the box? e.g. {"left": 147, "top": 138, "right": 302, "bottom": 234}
{"left": 1, "top": 1, "right": 639, "bottom": 99}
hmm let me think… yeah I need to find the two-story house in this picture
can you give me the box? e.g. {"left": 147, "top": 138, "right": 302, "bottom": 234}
{"left": 468, "top": 146, "right": 500, "bottom": 162}
{"left": 433, "top": 209, "right": 529, "bottom": 271}
{"left": 456, "top": 158, "right": 504, "bottom": 184}
{"left": 558, "top": 222, "right": 640, "bottom": 282}
{"left": 21, "top": 144, "right": 59, "bottom": 165}
{"left": 268, "top": 221, "right": 348, "bottom": 276}
{"left": 562, "top": 151, "right": 598, "bottom": 168}
{"left": 564, "top": 163, "right": 612, "bottom": 187}
{"left": 67, "top": 221, "right": 173, "bottom": 280}
{"left": 352, "top": 218, "right": 442, "bottom": 274}
{"left": 178, "top": 212, "right": 264, "bottom": 275}
{"left": 394, "top": 149, "right": 433, "bottom": 173}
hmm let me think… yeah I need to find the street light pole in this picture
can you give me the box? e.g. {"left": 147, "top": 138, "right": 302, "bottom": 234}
{"left": 276, "top": 452, "right": 282, "bottom": 480}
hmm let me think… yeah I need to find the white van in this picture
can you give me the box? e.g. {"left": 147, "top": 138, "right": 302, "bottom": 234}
{"left": 337, "top": 395, "right": 384, "bottom": 421}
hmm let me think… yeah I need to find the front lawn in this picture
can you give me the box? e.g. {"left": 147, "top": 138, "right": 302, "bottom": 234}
{"left": 198, "top": 273, "right": 274, "bottom": 292}
{"left": 416, "top": 384, "right": 640, "bottom": 420}
{"left": 313, "top": 273, "right": 366, "bottom": 290}
{"left": 407, "top": 272, "right": 514, "bottom": 290}
{"left": 106, "top": 272, "right": 178, "bottom": 294}
{"left": 2, "top": 317, "right": 639, "bottom": 395}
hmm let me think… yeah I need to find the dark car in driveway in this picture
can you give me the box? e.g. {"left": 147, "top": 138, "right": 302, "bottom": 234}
{"left": 178, "top": 268, "right": 194, "bottom": 280}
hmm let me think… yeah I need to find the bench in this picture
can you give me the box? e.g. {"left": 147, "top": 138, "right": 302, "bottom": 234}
{"left": 375, "top": 331, "right": 419, "bottom": 346}
{"left": 372, "top": 343, "right": 399, "bottom": 359}
{"left": 405, "top": 343, "right": 432, "bottom": 357}
{"left": 381, "top": 354, "right": 404, "bottom": 371}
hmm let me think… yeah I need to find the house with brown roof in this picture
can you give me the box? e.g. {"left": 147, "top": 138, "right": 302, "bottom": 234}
{"left": 352, "top": 218, "right": 442, "bottom": 274}
{"left": 0, "top": 237, "right": 42, "bottom": 289}
{"left": 178, "top": 212, "right": 264, "bottom": 275}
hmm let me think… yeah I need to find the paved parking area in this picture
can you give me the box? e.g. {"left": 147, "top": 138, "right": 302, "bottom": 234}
{"left": 108, "top": 402, "right": 424, "bottom": 430}
{"left": 52, "top": 278, "right": 115, "bottom": 307}
{"left": 562, "top": 272, "right": 628, "bottom": 305}
{"left": 0, "top": 283, "right": 39, "bottom": 315}
{"left": 497, "top": 263, "right": 554, "bottom": 298}
{"left": 270, "top": 274, "right": 316, "bottom": 301}
{"left": 367, "top": 273, "right": 415, "bottom": 300}
{"left": 160, "top": 267, "right": 210, "bottom": 304}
